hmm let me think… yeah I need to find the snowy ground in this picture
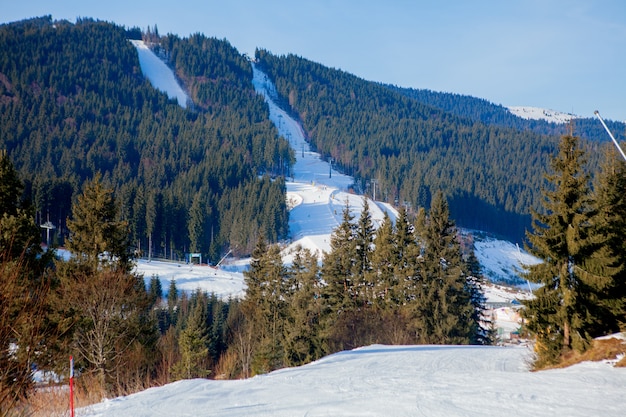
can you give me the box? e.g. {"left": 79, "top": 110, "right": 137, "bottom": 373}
{"left": 132, "top": 52, "right": 539, "bottom": 331}
{"left": 507, "top": 105, "right": 577, "bottom": 124}
{"left": 81, "top": 343, "right": 626, "bottom": 417}
{"left": 86, "top": 44, "right": 626, "bottom": 417}
{"left": 130, "top": 40, "right": 189, "bottom": 108}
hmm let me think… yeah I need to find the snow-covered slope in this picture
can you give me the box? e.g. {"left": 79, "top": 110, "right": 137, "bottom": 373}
{"left": 130, "top": 40, "right": 189, "bottom": 108}
{"left": 133, "top": 61, "right": 539, "bottom": 302}
{"left": 507, "top": 105, "right": 577, "bottom": 124}
{"left": 80, "top": 343, "right": 626, "bottom": 417}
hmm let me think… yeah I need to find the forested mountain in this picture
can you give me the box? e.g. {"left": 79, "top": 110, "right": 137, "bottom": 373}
{"left": 386, "top": 85, "right": 626, "bottom": 144}
{"left": 255, "top": 50, "right": 605, "bottom": 242}
{"left": 0, "top": 17, "right": 293, "bottom": 260}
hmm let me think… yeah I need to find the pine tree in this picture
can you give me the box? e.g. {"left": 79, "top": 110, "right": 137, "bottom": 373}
{"left": 584, "top": 146, "right": 626, "bottom": 334}
{"left": 242, "top": 235, "right": 288, "bottom": 374}
{"left": 522, "top": 135, "right": 595, "bottom": 366}
{"left": 394, "top": 206, "right": 420, "bottom": 306}
{"left": 283, "top": 246, "right": 323, "bottom": 366}
{"left": 321, "top": 200, "right": 357, "bottom": 315}
{"left": 0, "top": 150, "right": 42, "bottom": 262}
{"left": 354, "top": 198, "right": 375, "bottom": 305}
{"left": 56, "top": 176, "right": 156, "bottom": 395}
{"left": 173, "top": 291, "right": 210, "bottom": 379}
{"left": 368, "top": 212, "right": 397, "bottom": 308}
{"left": 65, "top": 173, "right": 133, "bottom": 273}
{"left": 411, "top": 191, "right": 476, "bottom": 344}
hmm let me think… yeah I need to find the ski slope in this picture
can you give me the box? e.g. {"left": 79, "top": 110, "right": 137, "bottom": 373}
{"left": 76, "top": 39, "right": 626, "bottom": 417}
{"left": 80, "top": 343, "right": 626, "bottom": 417}
{"left": 130, "top": 40, "right": 189, "bottom": 108}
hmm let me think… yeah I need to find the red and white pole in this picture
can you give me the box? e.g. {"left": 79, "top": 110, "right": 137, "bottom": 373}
{"left": 69, "top": 356, "right": 75, "bottom": 417}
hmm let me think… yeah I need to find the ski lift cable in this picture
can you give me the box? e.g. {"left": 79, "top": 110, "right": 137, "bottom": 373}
{"left": 594, "top": 110, "right": 626, "bottom": 162}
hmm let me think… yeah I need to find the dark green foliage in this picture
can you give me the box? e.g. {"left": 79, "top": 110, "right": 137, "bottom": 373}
{"left": 409, "top": 192, "right": 478, "bottom": 344}
{"left": 0, "top": 153, "right": 56, "bottom": 411}
{"left": 0, "top": 150, "right": 43, "bottom": 263}
{"left": 242, "top": 235, "right": 289, "bottom": 374}
{"left": 387, "top": 85, "right": 626, "bottom": 144}
{"left": 283, "top": 247, "right": 324, "bottom": 367}
{"left": 0, "top": 18, "right": 292, "bottom": 262}
{"left": 522, "top": 135, "right": 596, "bottom": 366}
{"left": 254, "top": 50, "right": 602, "bottom": 243}
{"left": 583, "top": 146, "right": 626, "bottom": 334}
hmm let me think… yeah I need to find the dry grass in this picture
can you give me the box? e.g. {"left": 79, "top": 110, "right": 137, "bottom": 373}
{"left": 22, "top": 374, "right": 108, "bottom": 417}
{"left": 545, "top": 336, "right": 626, "bottom": 370}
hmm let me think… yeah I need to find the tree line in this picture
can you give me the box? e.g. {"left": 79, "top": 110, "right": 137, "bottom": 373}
{"left": 0, "top": 151, "right": 488, "bottom": 413}
{"left": 254, "top": 49, "right": 604, "bottom": 243}
{"left": 522, "top": 136, "right": 626, "bottom": 368}
{"left": 0, "top": 17, "right": 292, "bottom": 262}
{"left": 387, "top": 84, "right": 626, "bottom": 144}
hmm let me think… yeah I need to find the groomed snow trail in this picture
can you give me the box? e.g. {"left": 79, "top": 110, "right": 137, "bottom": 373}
{"left": 81, "top": 344, "right": 626, "bottom": 417}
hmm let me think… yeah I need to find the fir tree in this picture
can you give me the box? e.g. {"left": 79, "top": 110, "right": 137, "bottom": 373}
{"left": 283, "top": 246, "right": 323, "bottom": 366}
{"left": 354, "top": 198, "right": 375, "bottom": 304}
{"left": 368, "top": 212, "right": 398, "bottom": 308}
{"left": 522, "top": 135, "right": 595, "bottom": 366}
{"left": 584, "top": 146, "right": 626, "bottom": 334}
{"left": 65, "top": 174, "right": 133, "bottom": 273}
{"left": 321, "top": 200, "right": 357, "bottom": 314}
{"left": 411, "top": 191, "right": 476, "bottom": 344}
{"left": 173, "top": 291, "right": 210, "bottom": 379}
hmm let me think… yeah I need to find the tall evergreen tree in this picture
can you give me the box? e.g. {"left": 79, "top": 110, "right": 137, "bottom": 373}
{"left": 411, "top": 191, "right": 476, "bottom": 344}
{"left": 522, "top": 135, "right": 595, "bottom": 366}
{"left": 65, "top": 174, "right": 133, "bottom": 273}
{"left": 173, "top": 291, "right": 210, "bottom": 379}
{"left": 0, "top": 150, "right": 42, "bottom": 263}
{"left": 354, "top": 198, "right": 375, "bottom": 304}
{"left": 321, "top": 200, "right": 357, "bottom": 314}
{"left": 56, "top": 176, "right": 156, "bottom": 395}
{"left": 584, "top": 146, "right": 626, "bottom": 334}
{"left": 242, "top": 235, "right": 288, "bottom": 374}
{"left": 283, "top": 246, "right": 323, "bottom": 366}
{"left": 368, "top": 212, "right": 397, "bottom": 308}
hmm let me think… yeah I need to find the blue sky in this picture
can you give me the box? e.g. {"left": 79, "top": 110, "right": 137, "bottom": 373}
{"left": 3, "top": 0, "right": 626, "bottom": 121}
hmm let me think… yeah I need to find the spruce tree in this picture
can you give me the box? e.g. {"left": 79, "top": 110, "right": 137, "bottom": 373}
{"left": 584, "top": 146, "right": 626, "bottom": 334}
{"left": 56, "top": 176, "right": 156, "bottom": 395}
{"left": 283, "top": 246, "right": 323, "bottom": 366}
{"left": 411, "top": 191, "right": 476, "bottom": 344}
{"left": 321, "top": 200, "right": 357, "bottom": 314}
{"left": 369, "top": 212, "right": 398, "bottom": 308}
{"left": 65, "top": 174, "right": 133, "bottom": 273}
{"left": 173, "top": 291, "right": 210, "bottom": 379}
{"left": 0, "top": 150, "right": 42, "bottom": 262}
{"left": 522, "top": 135, "right": 595, "bottom": 366}
{"left": 242, "top": 235, "right": 288, "bottom": 373}
{"left": 354, "top": 198, "right": 375, "bottom": 305}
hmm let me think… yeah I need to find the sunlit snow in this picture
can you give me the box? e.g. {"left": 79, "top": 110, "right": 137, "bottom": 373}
{"left": 507, "top": 106, "right": 576, "bottom": 124}
{"left": 130, "top": 40, "right": 189, "bottom": 108}
{"left": 81, "top": 343, "right": 626, "bottom": 417}
{"left": 76, "top": 56, "right": 626, "bottom": 417}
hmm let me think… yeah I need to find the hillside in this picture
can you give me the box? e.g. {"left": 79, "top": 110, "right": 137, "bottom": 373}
{"left": 80, "top": 343, "right": 626, "bottom": 417}
{"left": 255, "top": 50, "right": 602, "bottom": 243}
{"left": 387, "top": 85, "right": 626, "bottom": 143}
{"left": 0, "top": 17, "right": 292, "bottom": 259}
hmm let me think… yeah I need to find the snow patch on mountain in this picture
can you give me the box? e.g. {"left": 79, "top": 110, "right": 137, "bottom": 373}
{"left": 507, "top": 105, "right": 577, "bottom": 124}
{"left": 130, "top": 40, "right": 189, "bottom": 108}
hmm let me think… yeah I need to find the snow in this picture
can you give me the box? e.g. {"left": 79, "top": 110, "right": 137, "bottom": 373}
{"left": 129, "top": 40, "right": 189, "bottom": 108}
{"left": 74, "top": 44, "right": 626, "bottom": 417}
{"left": 137, "top": 260, "right": 245, "bottom": 299}
{"left": 507, "top": 105, "right": 577, "bottom": 124}
{"left": 80, "top": 344, "right": 626, "bottom": 417}
{"left": 473, "top": 235, "right": 540, "bottom": 286}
